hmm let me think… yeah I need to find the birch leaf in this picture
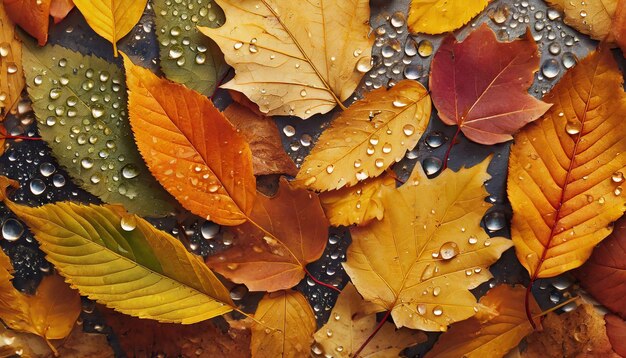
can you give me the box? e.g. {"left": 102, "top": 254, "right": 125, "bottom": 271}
{"left": 0, "top": 2, "right": 24, "bottom": 118}
{"left": 3, "top": 0, "right": 50, "bottom": 45}
{"left": 198, "top": 0, "right": 373, "bottom": 119}
{"left": 408, "top": 0, "right": 490, "bottom": 34}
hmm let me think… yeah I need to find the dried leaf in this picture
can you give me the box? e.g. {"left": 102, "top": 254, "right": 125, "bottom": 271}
{"left": 319, "top": 175, "right": 396, "bottom": 227}
{"left": 508, "top": 48, "right": 626, "bottom": 279}
{"left": 0, "top": 176, "right": 235, "bottom": 324}
{"left": 521, "top": 304, "right": 619, "bottom": 357}
{"left": 223, "top": 103, "right": 297, "bottom": 177}
{"left": 22, "top": 43, "right": 174, "bottom": 217}
{"left": 49, "top": 325, "right": 113, "bottom": 358}
{"left": 3, "top": 0, "right": 50, "bottom": 45}
{"left": 546, "top": 0, "right": 619, "bottom": 41}
{"left": 123, "top": 53, "right": 256, "bottom": 226}
{"left": 605, "top": 314, "right": 626, "bottom": 357}
{"left": 198, "top": 0, "right": 373, "bottom": 119}
{"left": 0, "top": 2, "right": 24, "bottom": 118}
{"left": 104, "top": 308, "right": 250, "bottom": 357}
{"left": 0, "top": 324, "right": 50, "bottom": 357}
{"left": 430, "top": 24, "right": 550, "bottom": 145}
{"left": 251, "top": 290, "right": 316, "bottom": 358}
{"left": 408, "top": 0, "right": 490, "bottom": 34}
{"left": 206, "top": 178, "right": 328, "bottom": 292}
{"left": 49, "top": 0, "right": 74, "bottom": 24}
{"left": 294, "top": 80, "right": 431, "bottom": 191}
{"left": 72, "top": 0, "right": 147, "bottom": 55}
{"left": 344, "top": 158, "right": 513, "bottom": 331}
{"left": 314, "top": 283, "right": 425, "bottom": 357}
{"left": 153, "top": 0, "right": 228, "bottom": 96}
{"left": 426, "top": 285, "right": 539, "bottom": 358}
{"left": 614, "top": 1, "right": 626, "bottom": 52}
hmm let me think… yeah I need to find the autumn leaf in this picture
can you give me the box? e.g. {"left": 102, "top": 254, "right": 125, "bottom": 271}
{"left": 605, "top": 314, "right": 626, "bottom": 357}
{"left": 198, "top": 0, "right": 373, "bottom": 119}
{"left": 123, "top": 53, "right": 256, "bottom": 226}
{"left": 3, "top": 0, "right": 50, "bottom": 45}
{"left": 22, "top": 43, "right": 174, "bottom": 217}
{"left": 206, "top": 178, "right": 328, "bottom": 292}
{"left": 508, "top": 48, "right": 626, "bottom": 280}
{"left": 153, "top": 0, "right": 229, "bottom": 97}
{"left": 313, "top": 283, "right": 425, "bottom": 357}
{"left": 408, "top": 0, "right": 490, "bottom": 34}
{"left": 521, "top": 304, "right": 619, "bottom": 357}
{"left": 251, "top": 290, "right": 316, "bottom": 358}
{"left": 429, "top": 24, "right": 550, "bottom": 145}
{"left": 0, "top": 2, "right": 24, "bottom": 118}
{"left": 614, "top": 1, "right": 626, "bottom": 52}
{"left": 294, "top": 80, "right": 431, "bottom": 191}
{"left": 426, "top": 285, "right": 539, "bottom": 358}
{"left": 104, "top": 308, "right": 250, "bottom": 357}
{"left": 49, "top": 0, "right": 74, "bottom": 24}
{"left": 344, "top": 158, "right": 513, "bottom": 331}
{"left": 0, "top": 176, "right": 235, "bottom": 324}
{"left": 72, "top": 0, "right": 147, "bottom": 55}
{"left": 223, "top": 103, "right": 297, "bottom": 177}
{"left": 546, "top": 0, "right": 625, "bottom": 43}
{"left": 319, "top": 174, "right": 396, "bottom": 227}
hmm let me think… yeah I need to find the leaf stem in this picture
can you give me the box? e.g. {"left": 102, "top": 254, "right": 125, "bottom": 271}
{"left": 525, "top": 282, "right": 537, "bottom": 329}
{"left": 303, "top": 267, "right": 340, "bottom": 293}
{"left": 44, "top": 337, "right": 59, "bottom": 357}
{"left": 533, "top": 296, "right": 579, "bottom": 319}
{"left": 353, "top": 309, "right": 391, "bottom": 357}
{"left": 441, "top": 126, "right": 462, "bottom": 171}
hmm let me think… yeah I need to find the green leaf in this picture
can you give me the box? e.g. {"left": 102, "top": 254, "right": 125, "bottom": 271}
{"left": 153, "top": 0, "right": 228, "bottom": 96}
{"left": 0, "top": 176, "right": 234, "bottom": 324}
{"left": 21, "top": 42, "right": 174, "bottom": 217}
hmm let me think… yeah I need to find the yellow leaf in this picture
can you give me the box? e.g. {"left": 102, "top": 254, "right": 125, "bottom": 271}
{"left": 0, "top": 2, "right": 24, "bottom": 118}
{"left": 198, "top": 0, "right": 373, "bottom": 119}
{"left": 314, "top": 283, "right": 425, "bottom": 357}
{"left": 508, "top": 48, "right": 626, "bottom": 279}
{"left": 319, "top": 175, "right": 396, "bottom": 227}
{"left": 0, "top": 176, "right": 235, "bottom": 324}
{"left": 408, "top": 0, "right": 491, "bottom": 34}
{"left": 426, "top": 285, "right": 539, "bottom": 358}
{"left": 72, "top": 0, "right": 148, "bottom": 55}
{"left": 294, "top": 80, "right": 431, "bottom": 191}
{"left": 546, "top": 0, "right": 618, "bottom": 41}
{"left": 251, "top": 290, "right": 316, "bottom": 358}
{"left": 344, "top": 158, "right": 513, "bottom": 331}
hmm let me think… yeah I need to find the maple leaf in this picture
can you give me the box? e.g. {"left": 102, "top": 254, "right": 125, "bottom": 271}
{"left": 49, "top": 0, "right": 74, "bottom": 24}
{"left": 429, "top": 24, "right": 551, "bottom": 145}
{"left": 22, "top": 43, "right": 174, "bottom": 217}
{"left": 294, "top": 80, "right": 431, "bottom": 191}
{"left": 344, "top": 158, "right": 513, "bottom": 331}
{"left": 319, "top": 174, "right": 396, "bottom": 227}
{"left": 426, "top": 285, "right": 539, "bottom": 358}
{"left": 206, "top": 178, "right": 328, "bottom": 292}
{"left": 0, "top": 2, "right": 24, "bottom": 118}
{"left": 198, "top": 0, "right": 373, "bottom": 119}
{"left": 546, "top": 0, "right": 625, "bottom": 43}
{"left": 223, "top": 103, "right": 298, "bottom": 177}
{"left": 508, "top": 47, "right": 626, "bottom": 281}
{"left": 605, "top": 314, "right": 626, "bottom": 357}
{"left": 313, "top": 283, "right": 425, "bottom": 357}
{"left": 251, "top": 290, "right": 316, "bottom": 358}
{"left": 521, "top": 304, "right": 619, "bottom": 357}
{"left": 72, "top": 0, "right": 147, "bottom": 55}
{"left": 408, "top": 0, "right": 490, "bottom": 34}
{"left": 3, "top": 0, "right": 50, "bottom": 45}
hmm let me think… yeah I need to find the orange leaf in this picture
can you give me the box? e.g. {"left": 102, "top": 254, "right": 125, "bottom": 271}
{"left": 3, "top": 0, "right": 50, "bottom": 46}
{"left": 123, "top": 53, "right": 256, "bottom": 226}
{"left": 613, "top": 0, "right": 626, "bottom": 53}
{"left": 49, "top": 0, "right": 74, "bottom": 24}
{"left": 0, "top": 2, "right": 24, "bottom": 118}
{"left": 206, "top": 178, "right": 328, "bottom": 292}
{"left": 430, "top": 24, "right": 550, "bottom": 145}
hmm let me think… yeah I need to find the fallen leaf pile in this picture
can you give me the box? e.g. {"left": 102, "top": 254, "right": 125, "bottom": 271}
{"left": 0, "top": 0, "right": 625, "bottom": 356}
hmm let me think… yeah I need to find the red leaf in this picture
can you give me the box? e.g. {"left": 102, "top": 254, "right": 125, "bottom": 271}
{"left": 606, "top": 314, "right": 626, "bottom": 357}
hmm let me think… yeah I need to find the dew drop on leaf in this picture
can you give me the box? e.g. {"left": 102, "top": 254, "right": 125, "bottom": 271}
{"left": 2, "top": 219, "right": 24, "bottom": 241}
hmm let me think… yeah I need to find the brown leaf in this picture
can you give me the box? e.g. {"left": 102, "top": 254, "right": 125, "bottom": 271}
{"left": 49, "top": 325, "right": 113, "bottom": 358}
{"left": 206, "top": 178, "right": 328, "bottom": 292}
{"left": 223, "top": 103, "right": 297, "bottom": 177}
{"left": 613, "top": 0, "right": 626, "bottom": 52}
{"left": 429, "top": 24, "right": 550, "bottom": 145}
{"left": 0, "top": 2, "right": 24, "bottom": 118}
{"left": 49, "top": 0, "right": 74, "bottom": 24}
{"left": 522, "top": 304, "right": 619, "bottom": 357}
{"left": 3, "top": 0, "right": 50, "bottom": 46}
{"left": 605, "top": 314, "right": 626, "bottom": 357}
{"left": 104, "top": 308, "right": 250, "bottom": 358}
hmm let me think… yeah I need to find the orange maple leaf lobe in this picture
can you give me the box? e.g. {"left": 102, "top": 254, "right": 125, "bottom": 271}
{"left": 430, "top": 23, "right": 550, "bottom": 145}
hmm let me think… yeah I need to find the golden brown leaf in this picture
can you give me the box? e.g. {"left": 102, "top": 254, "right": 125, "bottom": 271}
{"left": 198, "top": 0, "right": 373, "bottom": 119}
{"left": 521, "top": 304, "right": 619, "bottom": 357}
{"left": 319, "top": 174, "right": 396, "bottom": 227}
{"left": 344, "top": 158, "right": 513, "bottom": 331}
{"left": 314, "top": 283, "right": 425, "bottom": 357}
{"left": 426, "top": 285, "right": 539, "bottom": 358}
{"left": 547, "top": 0, "right": 618, "bottom": 41}
{"left": 251, "top": 290, "right": 316, "bottom": 358}
{"left": 408, "top": 0, "right": 490, "bottom": 34}
{"left": 49, "top": 0, "right": 74, "bottom": 24}
{"left": 294, "top": 80, "right": 431, "bottom": 191}
{"left": 223, "top": 103, "right": 297, "bottom": 177}
{"left": 3, "top": 0, "right": 50, "bottom": 45}
{"left": 206, "top": 178, "right": 328, "bottom": 292}
{"left": 613, "top": 0, "right": 626, "bottom": 52}
{"left": 0, "top": 2, "right": 24, "bottom": 118}
{"left": 123, "top": 53, "right": 256, "bottom": 226}
{"left": 508, "top": 48, "right": 626, "bottom": 279}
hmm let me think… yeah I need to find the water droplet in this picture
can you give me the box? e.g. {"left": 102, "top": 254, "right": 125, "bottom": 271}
{"left": 6, "top": 63, "right": 18, "bottom": 74}
{"left": 613, "top": 172, "right": 624, "bottom": 183}
{"left": 195, "top": 53, "right": 206, "bottom": 64}
{"left": 49, "top": 88, "right": 62, "bottom": 100}
{"left": 468, "top": 236, "right": 478, "bottom": 245}
{"left": 432, "top": 286, "right": 441, "bottom": 296}
{"left": 403, "top": 124, "right": 415, "bottom": 136}
{"left": 382, "top": 143, "right": 392, "bottom": 154}
{"left": 580, "top": 10, "right": 587, "bottom": 17}
{"left": 490, "top": 5, "right": 509, "bottom": 24}
{"left": 326, "top": 165, "right": 334, "bottom": 174}
{"left": 29, "top": 179, "right": 46, "bottom": 195}
{"left": 52, "top": 174, "right": 66, "bottom": 188}
{"left": 390, "top": 12, "right": 405, "bottom": 28}
{"left": 417, "top": 304, "right": 427, "bottom": 315}
{"left": 381, "top": 44, "right": 395, "bottom": 58}
{"left": 81, "top": 157, "right": 95, "bottom": 169}
{"left": 122, "top": 164, "right": 140, "bottom": 179}
{"left": 422, "top": 157, "right": 442, "bottom": 176}
{"left": 403, "top": 65, "right": 420, "bottom": 80}
{"left": 374, "top": 158, "right": 384, "bottom": 168}
{"left": 230, "top": 285, "right": 248, "bottom": 300}
{"left": 392, "top": 98, "right": 409, "bottom": 108}
{"left": 300, "top": 89, "right": 307, "bottom": 97}
{"left": 2, "top": 219, "right": 23, "bottom": 241}
{"left": 91, "top": 104, "right": 105, "bottom": 119}
{"left": 356, "top": 56, "right": 373, "bottom": 73}
{"left": 169, "top": 45, "right": 184, "bottom": 59}
{"left": 565, "top": 120, "right": 582, "bottom": 135}
{"left": 562, "top": 52, "right": 577, "bottom": 69}
{"left": 417, "top": 40, "right": 433, "bottom": 57}
{"left": 541, "top": 59, "right": 560, "bottom": 79}
{"left": 39, "top": 162, "right": 56, "bottom": 177}
{"left": 404, "top": 38, "right": 418, "bottom": 57}
{"left": 120, "top": 215, "right": 137, "bottom": 231}
{"left": 433, "top": 306, "right": 443, "bottom": 316}
{"left": 233, "top": 42, "right": 243, "bottom": 50}
{"left": 0, "top": 42, "right": 9, "bottom": 57}
{"left": 439, "top": 241, "right": 459, "bottom": 260}
{"left": 483, "top": 211, "right": 506, "bottom": 232}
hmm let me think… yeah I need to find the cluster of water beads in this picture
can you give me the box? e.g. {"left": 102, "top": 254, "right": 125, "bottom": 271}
{"left": 0, "top": 41, "right": 20, "bottom": 109}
